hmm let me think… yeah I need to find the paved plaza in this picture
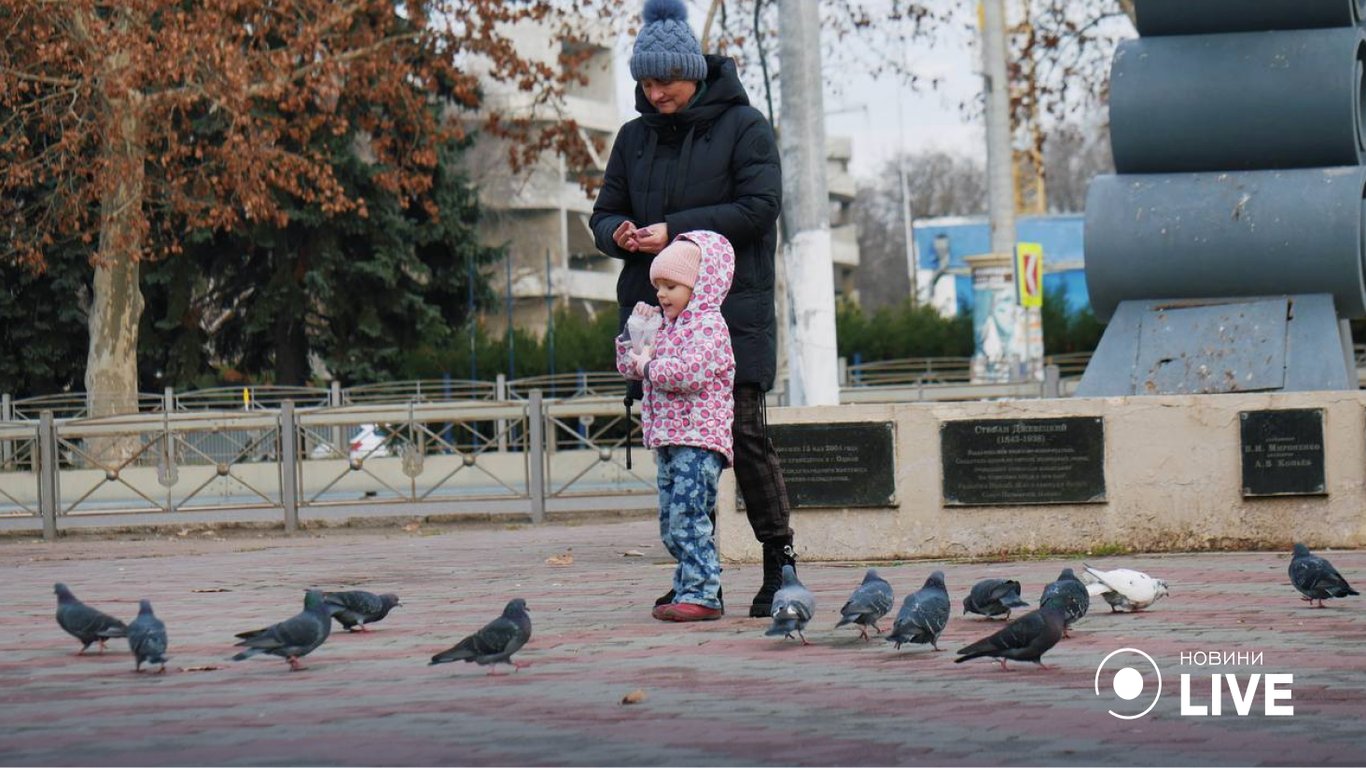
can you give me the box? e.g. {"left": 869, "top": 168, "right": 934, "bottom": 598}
{"left": 0, "top": 516, "right": 1363, "bottom": 766}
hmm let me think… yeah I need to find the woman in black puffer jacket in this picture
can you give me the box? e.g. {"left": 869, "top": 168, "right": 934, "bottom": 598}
{"left": 590, "top": 0, "right": 796, "bottom": 620}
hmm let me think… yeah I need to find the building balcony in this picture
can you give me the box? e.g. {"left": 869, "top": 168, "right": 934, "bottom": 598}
{"left": 832, "top": 223, "right": 859, "bottom": 268}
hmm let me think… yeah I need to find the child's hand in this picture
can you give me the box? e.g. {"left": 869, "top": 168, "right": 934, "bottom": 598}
{"left": 632, "top": 301, "right": 661, "bottom": 319}
{"left": 628, "top": 345, "right": 653, "bottom": 377}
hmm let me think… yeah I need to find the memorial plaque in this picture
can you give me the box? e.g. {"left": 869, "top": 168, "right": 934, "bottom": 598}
{"left": 1240, "top": 409, "right": 1325, "bottom": 497}
{"left": 942, "top": 417, "right": 1106, "bottom": 506}
{"left": 765, "top": 422, "right": 896, "bottom": 508}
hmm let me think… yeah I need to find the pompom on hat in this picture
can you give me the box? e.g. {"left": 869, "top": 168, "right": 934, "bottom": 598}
{"left": 630, "top": 0, "right": 707, "bottom": 82}
{"left": 650, "top": 238, "right": 703, "bottom": 289}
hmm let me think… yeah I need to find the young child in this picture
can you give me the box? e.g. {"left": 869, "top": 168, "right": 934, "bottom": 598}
{"left": 616, "top": 230, "right": 736, "bottom": 622}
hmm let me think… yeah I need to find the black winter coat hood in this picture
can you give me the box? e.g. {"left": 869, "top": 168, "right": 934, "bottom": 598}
{"left": 591, "top": 55, "right": 783, "bottom": 390}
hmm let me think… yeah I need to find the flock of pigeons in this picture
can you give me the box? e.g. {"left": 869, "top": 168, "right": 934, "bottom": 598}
{"left": 764, "top": 563, "right": 1156, "bottom": 669}
{"left": 766, "top": 542, "right": 1357, "bottom": 670}
{"left": 54, "top": 583, "right": 529, "bottom": 675}
{"left": 49, "top": 543, "right": 1356, "bottom": 675}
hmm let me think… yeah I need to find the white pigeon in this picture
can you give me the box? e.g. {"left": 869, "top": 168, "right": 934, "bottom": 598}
{"left": 1081, "top": 564, "right": 1169, "bottom": 612}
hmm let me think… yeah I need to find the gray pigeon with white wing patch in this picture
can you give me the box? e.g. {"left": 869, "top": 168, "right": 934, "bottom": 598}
{"left": 127, "top": 599, "right": 168, "bottom": 673}
{"left": 1082, "top": 564, "right": 1169, "bottom": 612}
{"left": 54, "top": 583, "right": 127, "bottom": 655}
{"left": 835, "top": 568, "right": 894, "bottom": 641}
{"left": 765, "top": 565, "right": 815, "bottom": 645}
{"left": 430, "top": 599, "right": 532, "bottom": 674}
{"left": 1040, "top": 568, "right": 1089, "bottom": 636}
{"left": 887, "top": 571, "right": 950, "bottom": 651}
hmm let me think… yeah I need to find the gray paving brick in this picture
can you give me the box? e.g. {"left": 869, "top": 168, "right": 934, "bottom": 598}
{"left": 0, "top": 520, "right": 1362, "bottom": 765}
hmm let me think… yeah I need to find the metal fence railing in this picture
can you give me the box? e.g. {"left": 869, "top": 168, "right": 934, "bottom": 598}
{"left": 0, "top": 392, "right": 659, "bottom": 539}
{"left": 13, "top": 345, "right": 1366, "bottom": 420}
{"left": 7, "top": 345, "right": 1366, "bottom": 537}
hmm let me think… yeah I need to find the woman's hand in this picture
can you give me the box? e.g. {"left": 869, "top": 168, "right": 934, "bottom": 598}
{"left": 613, "top": 220, "right": 639, "bottom": 251}
{"left": 631, "top": 223, "right": 669, "bottom": 254}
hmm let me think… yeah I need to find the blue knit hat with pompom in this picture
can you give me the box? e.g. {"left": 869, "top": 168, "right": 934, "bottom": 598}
{"left": 630, "top": 0, "right": 707, "bottom": 82}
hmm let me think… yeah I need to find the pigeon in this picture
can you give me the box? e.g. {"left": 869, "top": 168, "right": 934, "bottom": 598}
{"left": 1081, "top": 564, "right": 1169, "bottom": 612}
{"left": 765, "top": 565, "right": 815, "bottom": 645}
{"left": 54, "top": 583, "right": 127, "bottom": 655}
{"left": 886, "top": 571, "right": 950, "bottom": 651}
{"left": 1289, "top": 543, "right": 1359, "bottom": 608}
{"left": 954, "top": 596, "right": 1068, "bottom": 671}
{"left": 231, "top": 589, "right": 340, "bottom": 671}
{"left": 963, "top": 578, "right": 1030, "bottom": 620}
{"left": 430, "top": 598, "right": 532, "bottom": 675}
{"left": 834, "top": 568, "right": 894, "bottom": 641}
{"left": 323, "top": 590, "right": 402, "bottom": 632}
{"left": 127, "top": 599, "right": 169, "bottom": 673}
{"left": 1039, "top": 568, "right": 1089, "bottom": 636}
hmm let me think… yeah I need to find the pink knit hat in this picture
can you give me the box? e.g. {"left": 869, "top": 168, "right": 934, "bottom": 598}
{"left": 649, "top": 239, "right": 702, "bottom": 288}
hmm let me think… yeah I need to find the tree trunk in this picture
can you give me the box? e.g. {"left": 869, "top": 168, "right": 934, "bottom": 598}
{"left": 272, "top": 239, "right": 311, "bottom": 387}
{"left": 274, "top": 306, "right": 309, "bottom": 386}
{"left": 84, "top": 90, "right": 146, "bottom": 464}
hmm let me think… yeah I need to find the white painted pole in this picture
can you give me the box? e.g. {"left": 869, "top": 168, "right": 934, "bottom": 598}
{"left": 982, "top": 0, "right": 1015, "bottom": 259}
{"left": 978, "top": 0, "right": 1037, "bottom": 382}
{"left": 777, "top": 0, "right": 840, "bottom": 406}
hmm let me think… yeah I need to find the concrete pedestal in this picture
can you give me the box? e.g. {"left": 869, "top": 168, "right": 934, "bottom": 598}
{"left": 717, "top": 392, "right": 1366, "bottom": 562}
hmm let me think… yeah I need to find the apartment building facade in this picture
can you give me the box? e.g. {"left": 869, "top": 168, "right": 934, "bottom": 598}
{"left": 467, "top": 21, "right": 860, "bottom": 338}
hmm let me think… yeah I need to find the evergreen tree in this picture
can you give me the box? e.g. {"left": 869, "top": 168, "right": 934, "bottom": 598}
{"left": 141, "top": 135, "right": 500, "bottom": 387}
{"left": 0, "top": 251, "right": 90, "bottom": 398}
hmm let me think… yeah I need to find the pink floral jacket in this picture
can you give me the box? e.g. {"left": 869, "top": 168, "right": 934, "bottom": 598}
{"left": 616, "top": 230, "right": 736, "bottom": 466}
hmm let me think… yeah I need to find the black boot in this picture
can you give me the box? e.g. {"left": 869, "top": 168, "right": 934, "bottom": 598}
{"left": 749, "top": 540, "right": 796, "bottom": 617}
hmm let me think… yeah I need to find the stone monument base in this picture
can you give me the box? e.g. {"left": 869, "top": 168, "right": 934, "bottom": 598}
{"left": 717, "top": 391, "right": 1366, "bottom": 562}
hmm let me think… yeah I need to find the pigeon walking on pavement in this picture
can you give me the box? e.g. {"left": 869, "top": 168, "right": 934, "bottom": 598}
{"left": 954, "top": 596, "right": 1068, "bottom": 671}
{"left": 231, "top": 589, "right": 340, "bottom": 671}
{"left": 765, "top": 565, "right": 815, "bottom": 645}
{"left": 1039, "top": 568, "right": 1089, "bottom": 636}
{"left": 323, "top": 590, "right": 402, "bottom": 632}
{"left": 127, "top": 599, "right": 169, "bottom": 673}
{"left": 1081, "top": 564, "right": 1170, "bottom": 612}
{"left": 54, "top": 583, "right": 127, "bottom": 655}
{"left": 1289, "top": 543, "right": 1359, "bottom": 608}
{"left": 834, "top": 569, "right": 894, "bottom": 641}
{"left": 963, "top": 578, "right": 1030, "bottom": 620}
{"left": 886, "top": 571, "right": 950, "bottom": 651}
{"left": 430, "top": 598, "right": 532, "bottom": 675}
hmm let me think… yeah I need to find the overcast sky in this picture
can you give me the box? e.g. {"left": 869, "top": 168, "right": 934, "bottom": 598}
{"left": 610, "top": 5, "right": 986, "bottom": 181}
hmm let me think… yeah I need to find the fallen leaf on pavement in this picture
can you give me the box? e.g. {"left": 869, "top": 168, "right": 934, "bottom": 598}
{"left": 545, "top": 550, "right": 574, "bottom": 566}
{"left": 401, "top": 522, "right": 421, "bottom": 532}
{"left": 621, "top": 689, "right": 648, "bottom": 705}
{"left": 621, "top": 550, "right": 645, "bottom": 557}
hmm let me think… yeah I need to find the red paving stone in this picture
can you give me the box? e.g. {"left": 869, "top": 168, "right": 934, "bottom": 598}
{"left": 0, "top": 519, "right": 1363, "bottom": 766}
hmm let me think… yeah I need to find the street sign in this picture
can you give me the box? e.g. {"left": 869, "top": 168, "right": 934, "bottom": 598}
{"left": 1016, "top": 242, "right": 1043, "bottom": 308}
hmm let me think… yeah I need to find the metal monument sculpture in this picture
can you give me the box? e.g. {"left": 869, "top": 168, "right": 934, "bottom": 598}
{"left": 1077, "top": 0, "right": 1366, "bottom": 395}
